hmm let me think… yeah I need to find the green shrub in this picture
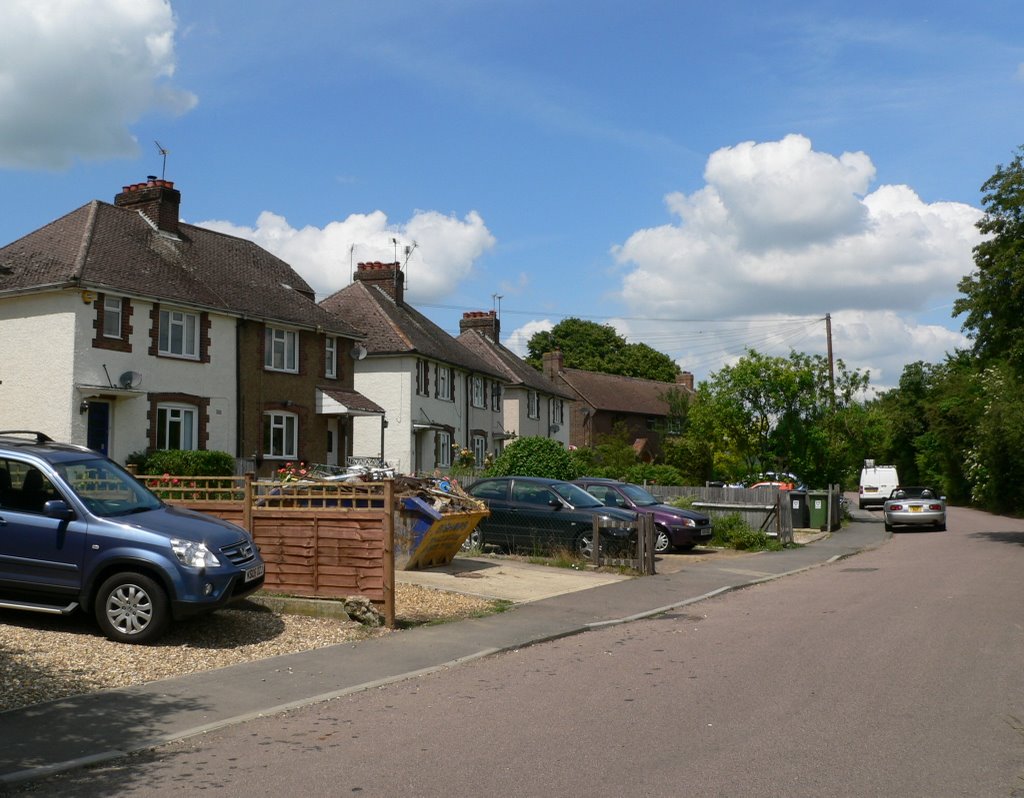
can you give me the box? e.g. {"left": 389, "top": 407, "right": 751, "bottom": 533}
{"left": 709, "top": 512, "right": 783, "bottom": 552}
{"left": 139, "top": 450, "right": 236, "bottom": 477}
{"left": 622, "top": 463, "right": 685, "bottom": 486}
{"left": 485, "top": 436, "right": 579, "bottom": 480}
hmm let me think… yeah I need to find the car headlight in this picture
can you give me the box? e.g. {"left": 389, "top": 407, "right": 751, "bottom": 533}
{"left": 677, "top": 517, "right": 696, "bottom": 528}
{"left": 170, "top": 538, "right": 221, "bottom": 568}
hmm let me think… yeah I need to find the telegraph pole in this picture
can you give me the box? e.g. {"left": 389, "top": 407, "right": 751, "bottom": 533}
{"left": 825, "top": 313, "right": 835, "bottom": 404}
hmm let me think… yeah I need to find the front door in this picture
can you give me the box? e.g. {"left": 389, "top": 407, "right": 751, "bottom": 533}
{"left": 86, "top": 401, "right": 110, "bottom": 455}
{"left": 326, "top": 418, "right": 339, "bottom": 467}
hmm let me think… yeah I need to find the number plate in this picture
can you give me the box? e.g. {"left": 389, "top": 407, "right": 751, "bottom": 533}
{"left": 909, "top": 505, "right": 922, "bottom": 513}
{"left": 244, "top": 563, "right": 265, "bottom": 582}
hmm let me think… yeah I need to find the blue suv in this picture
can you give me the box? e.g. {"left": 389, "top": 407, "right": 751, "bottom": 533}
{"left": 0, "top": 431, "right": 264, "bottom": 643}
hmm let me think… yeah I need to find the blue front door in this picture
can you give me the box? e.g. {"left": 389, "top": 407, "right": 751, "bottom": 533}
{"left": 86, "top": 401, "right": 110, "bottom": 455}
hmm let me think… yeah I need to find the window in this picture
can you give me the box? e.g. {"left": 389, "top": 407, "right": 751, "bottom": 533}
{"left": 436, "top": 430, "right": 451, "bottom": 467}
{"left": 491, "top": 381, "right": 502, "bottom": 412}
{"left": 435, "top": 365, "right": 453, "bottom": 401}
{"left": 325, "top": 337, "right": 337, "bottom": 379}
{"left": 156, "top": 404, "right": 197, "bottom": 450}
{"left": 472, "top": 433, "right": 487, "bottom": 465}
{"left": 103, "top": 297, "right": 122, "bottom": 338}
{"left": 527, "top": 391, "right": 539, "bottom": 419}
{"left": 416, "top": 359, "right": 430, "bottom": 396}
{"left": 159, "top": 309, "right": 198, "bottom": 359}
{"left": 264, "top": 412, "right": 298, "bottom": 459}
{"left": 471, "top": 376, "right": 485, "bottom": 408}
{"left": 550, "top": 398, "right": 564, "bottom": 425}
{"left": 265, "top": 327, "right": 299, "bottom": 372}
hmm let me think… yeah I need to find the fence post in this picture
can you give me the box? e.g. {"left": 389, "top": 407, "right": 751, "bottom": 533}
{"left": 383, "top": 480, "right": 396, "bottom": 628}
{"left": 243, "top": 472, "right": 254, "bottom": 533}
{"left": 639, "top": 513, "right": 656, "bottom": 575}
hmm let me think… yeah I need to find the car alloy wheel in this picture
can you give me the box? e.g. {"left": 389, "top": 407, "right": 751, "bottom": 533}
{"left": 460, "top": 527, "right": 484, "bottom": 552}
{"left": 575, "top": 532, "right": 594, "bottom": 559}
{"left": 654, "top": 527, "right": 672, "bottom": 554}
{"left": 95, "top": 572, "right": 169, "bottom": 644}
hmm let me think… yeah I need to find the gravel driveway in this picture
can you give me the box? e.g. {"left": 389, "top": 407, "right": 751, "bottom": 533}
{"left": 0, "top": 584, "right": 497, "bottom": 713}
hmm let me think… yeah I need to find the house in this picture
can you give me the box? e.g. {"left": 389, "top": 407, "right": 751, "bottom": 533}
{"left": 456, "top": 310, "right": 573, "bottom": 450}
{"left": 319, "top": 262, "right": 507, "bottom": 474}
{"left": 0, "top": 177, "right": 381, "bottom": 475}
{"left": 542, "top": 350, "right": 695, "bottom": 462}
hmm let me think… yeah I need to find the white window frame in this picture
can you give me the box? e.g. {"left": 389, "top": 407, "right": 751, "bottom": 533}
{"left": 436, "top": 430, "right": 452, "bottom": 467}
{"left": 325, "top": 336, "right": 337, "bottom": 379}
{"left": 265, "top": 326, "right": 299, "bottom": 373}
{"left": 436, "top": 365, "right": 452, "bottom": 401}
{"left": 159, "top": 309, "right": 199, "bottom": 359}
{"left": 471, "top": 376, "right": 485, "bottom": 408}
{"left": 416, "top": 359, "right": 430, "bottom": 396}
{"left": 528, "top": 391, "right": 540, "bottom": 419}
{"left": 156, "top": 404, "right": 197, "bottom": 451}
{"left": 103, "top": 296, "right": 123, "bottom": 339}
{"left": 264, "top": 411, "right": 298, "bottom": 459}
{"left": 472, "top": 433, "right": 487, "bottom": 465}
{"left": 551, "top": 398, "right": 564, "bottom": 425}
{"left": 491, "top": 381, "right": 502, "bottom": 412}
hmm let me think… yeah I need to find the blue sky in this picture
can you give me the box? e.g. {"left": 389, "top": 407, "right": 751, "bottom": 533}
{"left": 2, "top": 0, "right": 1022, "bottom": 389}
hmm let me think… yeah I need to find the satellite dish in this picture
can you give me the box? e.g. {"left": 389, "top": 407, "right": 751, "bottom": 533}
{"left": 350, "top": 344, "right": 367, "bottom": 361}
{"left": 118, "top": 371, "right": 143, "bottom": 389}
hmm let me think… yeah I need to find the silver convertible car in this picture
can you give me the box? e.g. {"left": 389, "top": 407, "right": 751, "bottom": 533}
{"left": 882, "top": 486, "right": 946, "bottom": 532}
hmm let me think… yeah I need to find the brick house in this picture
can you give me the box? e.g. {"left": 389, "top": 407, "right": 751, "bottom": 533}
{"left": 319, "top": 263, "right": 507, "bottom": 474}
{"left": 542, "top": 350, "right": 695, "bottom": 462}
{"left": 456, "top": 310, "right": 573, "bottom": 453}
{"left": 0, "top": 178, "right": 380, "bottom": 475}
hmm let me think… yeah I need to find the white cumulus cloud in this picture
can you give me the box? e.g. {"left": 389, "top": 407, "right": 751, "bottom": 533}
{"left": 197, "top": 208, "right": 496, "bottom": 302}
{"left": 611, "top": 134, "right": 980, "bottom": 388}
{"left": 0, "top": 0, "right": 196, "bottom": 169}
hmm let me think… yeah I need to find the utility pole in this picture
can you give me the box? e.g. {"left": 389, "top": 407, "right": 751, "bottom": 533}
{"left": 825, "top": 313, "right": 835, "bottom": 405}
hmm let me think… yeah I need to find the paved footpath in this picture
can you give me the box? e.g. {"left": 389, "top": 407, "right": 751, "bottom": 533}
{"left": 0, "top": 519, "right": 887, "bottom": 786}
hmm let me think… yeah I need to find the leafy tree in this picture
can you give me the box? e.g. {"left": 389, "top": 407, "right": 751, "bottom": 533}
{"left": 526, "top": 317, "right": 680, "bottom": 381}
{"left": 485, "top": 436, "right": 579, "bottom": 480}
{"left": 567, "top": 422, "right": 638, "bottom": 478}
{"left": 954, "top": 146, "right": 1024, "bottom": 374}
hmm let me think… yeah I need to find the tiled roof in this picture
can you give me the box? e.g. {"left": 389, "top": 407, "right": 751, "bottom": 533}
{"left": 0, "top": 200, "right": 363, "bottom": 338}
{"left": 457, "top": 330, "right": 574, "bottom": 398}
{"left": 318, "top": 387, "right": 384, "bottom": 414}
{"left": 319, "top": 282, "right": 504, "bottom": 378}
{"left": 558, "top": 368, "right": 687, "bottom": 415}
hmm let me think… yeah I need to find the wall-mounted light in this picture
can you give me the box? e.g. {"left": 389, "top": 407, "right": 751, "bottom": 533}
{"left": 81, "top": 290, "right": 97, "bottom": 304}
{"left": 79, "top": 400, "right": 90, "bottom": 415}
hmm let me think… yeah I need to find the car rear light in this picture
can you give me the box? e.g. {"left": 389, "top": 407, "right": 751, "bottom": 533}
{"left": 928, "top": 503, "right": 942, "bottom": 511}
{"left": 889, "top": 503, "right": 904, "bottom": 511}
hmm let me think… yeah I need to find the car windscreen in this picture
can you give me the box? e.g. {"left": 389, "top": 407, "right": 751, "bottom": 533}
{"left": 551, "top": 482, "right": 603, "bottom": 508}
{"left": 619, "top": 483, "right": 659, "bottom": 506}
{"left": 54, "top": 457, "right": 163, "bottom": 516}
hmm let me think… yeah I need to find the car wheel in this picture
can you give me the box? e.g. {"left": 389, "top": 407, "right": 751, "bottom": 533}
{"left": 654, "top": 526, "right": 672, "bottom": 554}
{"left": 884, "top": 522, "right": 893, "bottom": 532}
{"left": 936, "top": 521, "right": 947, "bottom": 532}
{"left": 461, "top": 526, "right": 485, "bottom": 552}
{"left": 575, "top": 532, "right": 595, "bottom": 559}
{"left": 94, "top": 572, "right": 169, "bottom": 644}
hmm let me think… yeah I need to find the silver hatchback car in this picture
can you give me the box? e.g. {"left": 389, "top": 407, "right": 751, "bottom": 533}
{"left": 882, "top": 486, "right": 946, "bottom": 532}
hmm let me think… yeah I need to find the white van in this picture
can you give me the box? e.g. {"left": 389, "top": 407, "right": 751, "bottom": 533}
{"left": 858, "top": 460, "right": 900, "bottom": 509}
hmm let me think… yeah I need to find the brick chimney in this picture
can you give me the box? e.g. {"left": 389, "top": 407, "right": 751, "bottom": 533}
{"left": 460, "top": 310, "right": 500, "bottom": 341}
{"left": 542, "top": 350, "right": 564, "bottom": 380}
{"left": 115, "top": 177, "right": 181, "bottom": 235}
{"left": 354, "top": 261, "right": 404, "bottom": 305}
{"left": 676, "top": 371, "right": 694, "bottom": 392}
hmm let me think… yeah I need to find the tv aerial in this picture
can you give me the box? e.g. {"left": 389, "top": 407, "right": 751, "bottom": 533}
{"left": 154, "top": 140, "right": 170, "bottom": 179}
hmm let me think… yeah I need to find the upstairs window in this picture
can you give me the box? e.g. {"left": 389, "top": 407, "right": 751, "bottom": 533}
{"left": 416, "top": 359, "right": 430, "bottom": 396}
{"left": 102, "top": 297, "right": 123, "bottom": 338}
{"left": 471, "top": 376, "right": 485, "bottom": 408}
{"left": 325, "top": 337, "right": 337, "bottom": 379}
{"left": 550, "top": 398, "right": 564, "bottom": 425}
{"left": 435, "top": 365, "right": 454, "bottom": 401}
{"left": 527, "top": 391, "right": 540, "bottom": 419}
{"left": 265, "top": 327, "right": 298, "bottom": 373}
{"left": 159, "top": 309, "right": 198, "bottom": 359}
{"left": 491, "top": 381, "right": 502, "bottom": 412}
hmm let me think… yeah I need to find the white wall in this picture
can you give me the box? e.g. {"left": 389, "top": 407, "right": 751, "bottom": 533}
{"left": 0, "top": 293, "right": 77, "bottom": 440}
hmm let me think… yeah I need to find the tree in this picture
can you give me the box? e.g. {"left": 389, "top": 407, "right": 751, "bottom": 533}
{"left": 485, "top": 436, "right": 578, "bottom": 480}
{"left": 526, "top": 317, "right": 680, "bottom": 382}
{"left": 954, "top": 146, "right": 1024, "bottom": 374}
